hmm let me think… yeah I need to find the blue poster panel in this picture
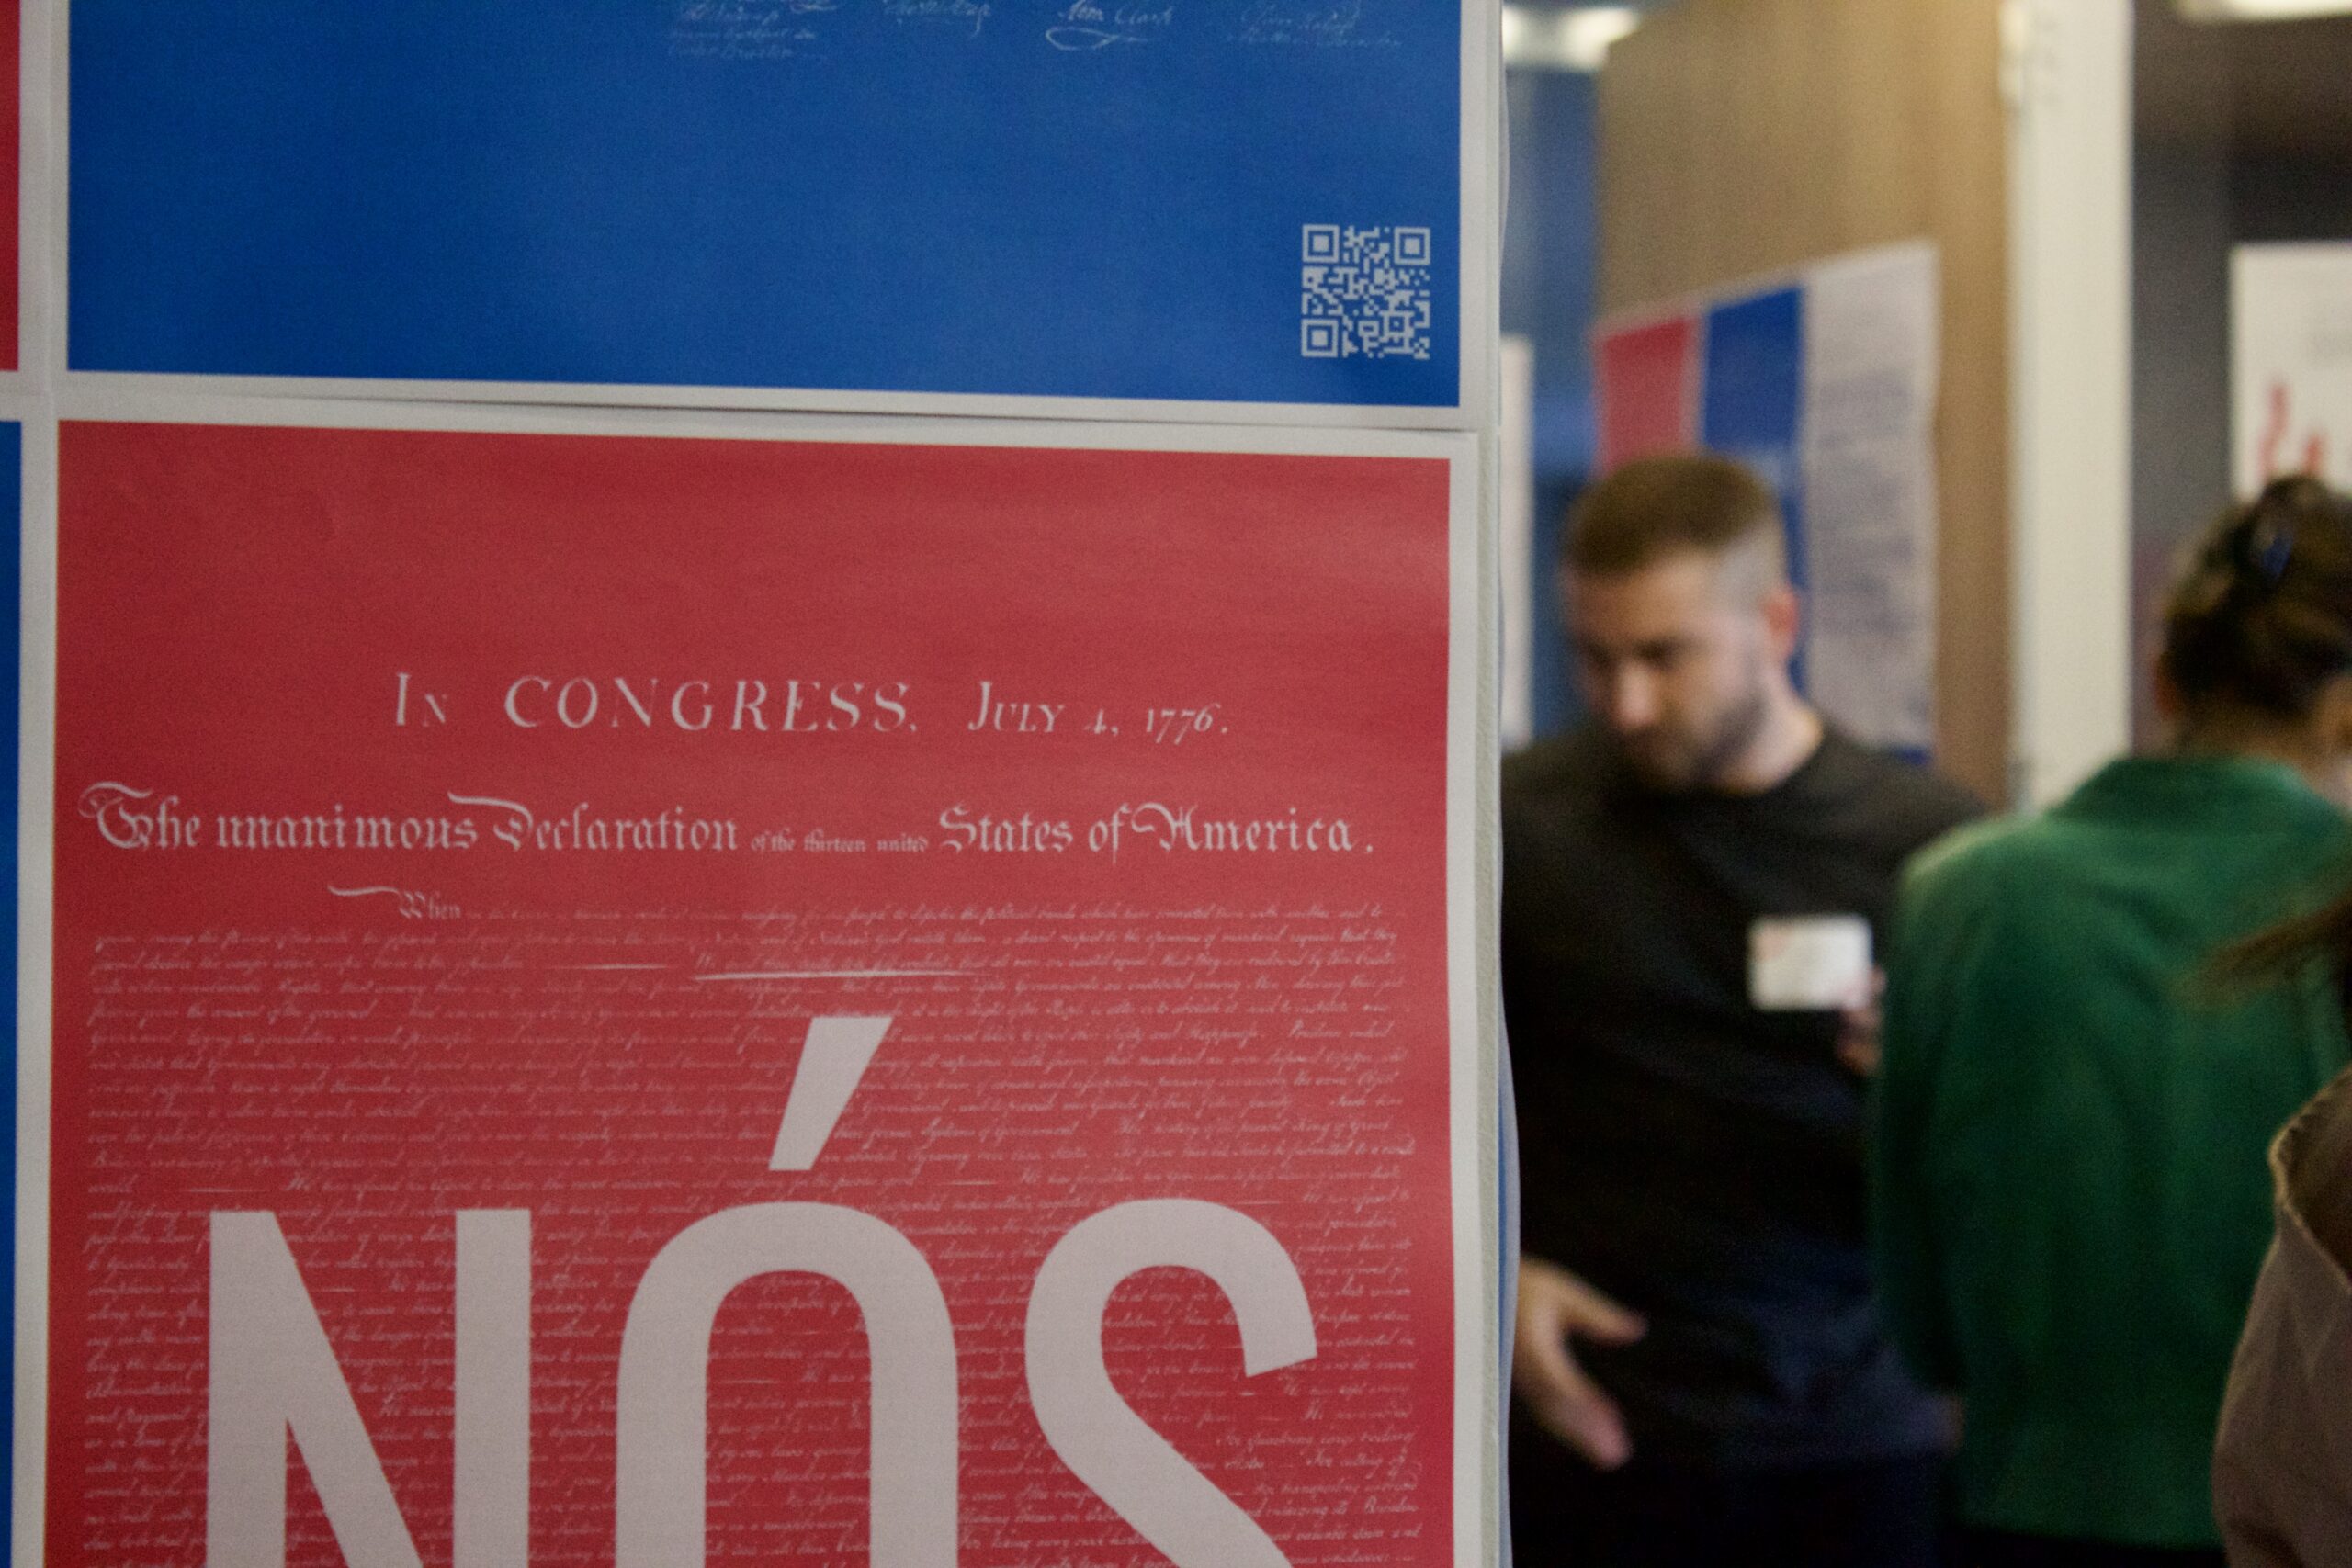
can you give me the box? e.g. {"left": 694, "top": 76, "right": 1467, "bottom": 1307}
{"left": 68, "top": 4, "right": 1474, "bottom": 413}
{"left": 1697, "top": 286, "right": 1807, "bottom": 685}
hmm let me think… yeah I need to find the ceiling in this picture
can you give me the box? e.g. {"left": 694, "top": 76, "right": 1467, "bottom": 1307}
{"left": 2139, "top": 0, "right": 2352, "bottom": 158}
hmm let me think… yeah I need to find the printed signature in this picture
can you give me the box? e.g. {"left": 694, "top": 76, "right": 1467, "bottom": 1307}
{"left": 1235, "top": 0, "right": 1393, "bottom": 48}
{"left": 1048, "top": 0, "right": 1173, "bottom": 51}
{"left": 885, "top": 0, "right": 992, "bottom": 39}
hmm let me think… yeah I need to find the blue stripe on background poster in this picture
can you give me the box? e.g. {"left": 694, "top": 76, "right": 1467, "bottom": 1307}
{"left": 1696, "top": 287, "right": 1807, "bottom": 688}
{"left": 69, "top": 3, "right": 1465, "bottom": 409}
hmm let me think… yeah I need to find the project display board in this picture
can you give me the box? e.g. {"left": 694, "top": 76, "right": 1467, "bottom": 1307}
{"left": 33, "top": 407, "right": 1485, "bottom": 1566}
{"left": 18, "top": 2, "right": 1504, "bottom": 1562}
{"left": 1592, "top": 242, "right": 1940, "bottom": 756}
{"left": 66, "top": 1, "right": 1487, "bottom": 422}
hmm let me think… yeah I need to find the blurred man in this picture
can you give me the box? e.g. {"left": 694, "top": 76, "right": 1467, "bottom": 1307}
{"left": 1503, "top": 454, "right": 1977, "bottom": 1566}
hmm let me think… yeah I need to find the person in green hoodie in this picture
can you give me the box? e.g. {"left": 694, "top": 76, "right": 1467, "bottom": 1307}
{"left": 1873, "top": 475, "right": 2352, "bottom": 1567}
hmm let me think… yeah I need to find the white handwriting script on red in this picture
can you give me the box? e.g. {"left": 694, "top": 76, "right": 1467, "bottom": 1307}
{"left": 70, "top": 901, "right": 1436, "bottom": 1567}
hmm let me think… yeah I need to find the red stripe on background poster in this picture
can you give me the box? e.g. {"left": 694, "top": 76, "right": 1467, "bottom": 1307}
{"left": 1594, "top": 315, "right": 1698, "bottom": 473}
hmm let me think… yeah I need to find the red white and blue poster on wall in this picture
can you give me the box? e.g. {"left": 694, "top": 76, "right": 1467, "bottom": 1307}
{"left": 1592, "top": 242, "right": 1939, "bottom": 755}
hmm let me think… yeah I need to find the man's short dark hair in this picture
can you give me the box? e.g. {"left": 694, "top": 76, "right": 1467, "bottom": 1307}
{"left": 1565, "top": 453, "right": 1786, "bottom": 581}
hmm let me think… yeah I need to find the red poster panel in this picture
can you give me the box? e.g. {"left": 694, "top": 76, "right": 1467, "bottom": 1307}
{"left": 44, "top": 414, "right": 1481, "bottom": 1567}
{"left": 1594, "top": 315, "right": 1698, "bottom": 473}
{"left": 0, "top": 0, "right": 17, "bottom": 371}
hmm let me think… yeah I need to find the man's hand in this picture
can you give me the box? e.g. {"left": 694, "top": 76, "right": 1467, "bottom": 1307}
{"left": 1836, "top": 966, "right": 1888, "bottom": 1077}
{"left": 1512, "top": 1256, "right": 1647, "bottom": 1470}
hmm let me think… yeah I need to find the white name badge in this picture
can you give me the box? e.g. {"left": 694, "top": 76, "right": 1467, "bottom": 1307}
{"left": 1748, "top": 915, "right": 1873, "bottom": 1011}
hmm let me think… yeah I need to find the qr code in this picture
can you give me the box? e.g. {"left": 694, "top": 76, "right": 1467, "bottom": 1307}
{"left": 1301, "top": 224, "right": 1433, "bottom": 361}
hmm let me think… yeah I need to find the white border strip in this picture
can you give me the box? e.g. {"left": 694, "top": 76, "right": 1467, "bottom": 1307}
{"left": 1459, "top": 0, "right": 1502, "bottom": 440}
{"left": 1447, "top": 438, "right": 1487, "bottom": 1568}
{"left": 28, "top": 0, "right": 53, "bottom": 395}
{"left": 13, "top": 399, "right": 51, "bottom": 1568}
{"left": 50, "top": 386, "right": 1481, "bottom": 460}
{"left": 1464, "top": 6, "right": 1503, "bottom": 1553}
{"left": 60, "top": 369, "right": 1474, "bottom": 433}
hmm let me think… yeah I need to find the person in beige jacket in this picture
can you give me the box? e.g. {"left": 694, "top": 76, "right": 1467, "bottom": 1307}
{"left": 2216, "top": 1008, "right": 2352, "bottom": 1562}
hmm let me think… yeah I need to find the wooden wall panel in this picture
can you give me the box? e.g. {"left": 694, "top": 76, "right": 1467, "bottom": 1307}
{"left": 1599, "top": 0, "right": 2011, "bottom": 803}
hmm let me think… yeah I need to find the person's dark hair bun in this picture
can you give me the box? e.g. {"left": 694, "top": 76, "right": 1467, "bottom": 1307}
{"left": 2160, "top": 475, "right": 2352, "bottom": 721}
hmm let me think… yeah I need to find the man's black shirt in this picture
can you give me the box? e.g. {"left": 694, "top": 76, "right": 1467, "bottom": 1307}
{"left": 1503, "top": 725, "right": 1980, "bottom": 1466}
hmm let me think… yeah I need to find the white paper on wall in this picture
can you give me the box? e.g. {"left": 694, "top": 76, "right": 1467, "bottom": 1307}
{"left": 2233, "top": 243, "right": 2352, "bottom": 496}
{"left": 1801, "top": 243, "right": 1940, "bottom": 755}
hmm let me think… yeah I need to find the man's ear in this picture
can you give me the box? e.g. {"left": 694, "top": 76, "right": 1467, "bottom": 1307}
{"left": 1758, "top": 582, "right": 1803, "bottom": 666}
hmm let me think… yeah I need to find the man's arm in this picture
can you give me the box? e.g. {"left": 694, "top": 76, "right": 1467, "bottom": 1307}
{"left": 1511, "top": 1255, "right": 1647, "bottom": 1469}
